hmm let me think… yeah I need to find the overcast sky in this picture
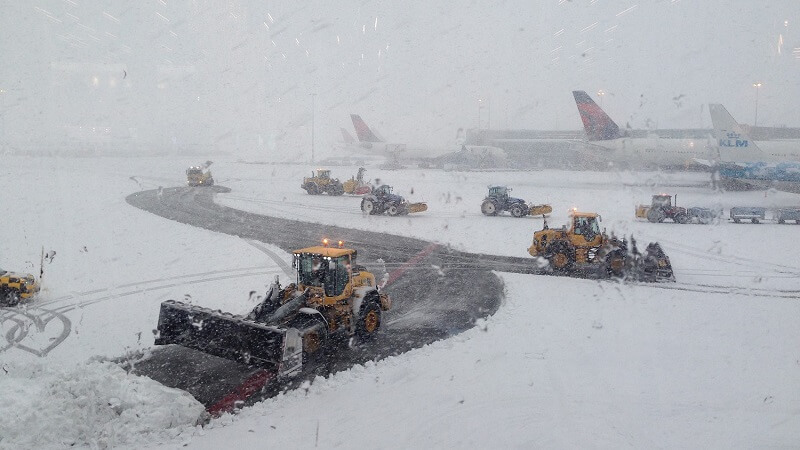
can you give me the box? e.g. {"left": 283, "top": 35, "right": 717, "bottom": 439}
{"left": 1, "top": 0, "right": 797, "bottom": 157}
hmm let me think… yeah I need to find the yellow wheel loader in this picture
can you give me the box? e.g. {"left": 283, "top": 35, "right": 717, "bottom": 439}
{"left": 186, "top": 166, "right": 214, "bottom": 187}
{"left": 302, "top": 169, "right": 345, "bottom": 196}
{"left": 528, "top": 210, "right": 674, "bottom": 281}
{"left": 155, "top": 241, "right": 391, "bottom": 378}
{"left": 0, "top": 268, "right": 40, "bottom": 306}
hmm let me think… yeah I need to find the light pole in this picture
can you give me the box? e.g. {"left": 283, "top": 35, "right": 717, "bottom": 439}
{"left": 310, "top": 93, "right": 316, "bottom": 163}
{"left": 752, "top": 82, "right": 762, "bottom": 127}
{"left": 597, "top": 89, "right": 605, "bottom": 108}
{"left": 478, "top": 99, "right": 483, "bottom": 130}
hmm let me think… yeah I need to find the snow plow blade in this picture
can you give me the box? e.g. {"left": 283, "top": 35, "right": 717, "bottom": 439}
{"left": 529, "top": 204, "right": 552, "bottom": 216}
{"left": 155, "top": 300, "right": 302, "bottom": 378}
{"left": 407, "top": 202, "right": 428, "bottom": 213}
{"left": 630, "top": 242, "right": 675, "bottom": 282}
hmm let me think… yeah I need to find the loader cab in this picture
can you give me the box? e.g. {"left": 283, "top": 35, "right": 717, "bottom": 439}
{"left": 569, "top": 212, "right": 603, "bottom": 246}
{"left": 315, "top": 169, "right": 331, "bottom": 179}
{"left": 293, "top": 245, "right": 356, "bottom": 299}
{"left": 186, "top": 167, "right": 203, "bottom": 176}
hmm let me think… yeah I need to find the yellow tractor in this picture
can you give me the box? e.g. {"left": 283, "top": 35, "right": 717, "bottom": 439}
{"left": 302, "top": 169, "right": 345, "bottom": 196}
{"left": 156, "top": 240, "right": 391, "bottom": 377}
{"left": 0, "top": 268, "right": 40, "bottom": 306}
{"left": 528, "top": 210, "right": 674, "bottom": 281}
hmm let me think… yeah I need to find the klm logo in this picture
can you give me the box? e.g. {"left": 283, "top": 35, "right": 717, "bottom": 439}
{"left": 719, "top": 132, "right": 749, "bottom": 148}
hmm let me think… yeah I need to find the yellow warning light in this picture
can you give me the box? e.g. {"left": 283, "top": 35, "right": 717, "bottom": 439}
{"left": 322, "top": 238, "right": 329, "bottom": 247}
{"left": 338, "top": 240, "right": 344, "bottom": 248}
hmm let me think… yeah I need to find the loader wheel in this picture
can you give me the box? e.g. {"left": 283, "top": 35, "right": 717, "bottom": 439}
{"left": 305, "top": 183, "right": 319, "bottom": 195}
{"left": 356, "top": 302, "right": 382, "bottom": 339}
{"left": 510, "top": 204, "right": 526, "bottom": 218}
{"left": 647, "top": 208, "right": 665, "bottom": 223}
{"left": 481, "top": 200, "right": 498, "bottom": 216}
{"left": 675, "top": 213, "right": 689, "bottom": 224}
{"left": 2, "top": 290, "right": 20, "bottom": 307}
{"left": 329, "top": 183, "right": 344, "bottom": 196}
{"left": 361, "top": 198, "right": 377, "bottom": 215}
{"left": 386, "top": 203, "right": 401, "bottom": 216}
{"left": 546, "top": 242, "right": 574, "bottom": 272}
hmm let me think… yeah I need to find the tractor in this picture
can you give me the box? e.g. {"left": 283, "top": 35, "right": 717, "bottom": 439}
{"left": 342, "top": 167, "right": 372, "bottom": 195}
{"left": 302, "top": 169, "right": 345, "bottom": 196}
{"left": 0, "top": 268, "right": 40, "bottom": 306}
{"left": 360, "top": 185, "right": 428, "bottom": 216}
{"left": 155, "top": 241, "right": 392, "bottom": 378}
{"left": 186, "top": 166, "right": 214, "bottom": 187}
{"left": 636, "top": 194, "right": 690, "bottom": 224}
{"left": 528, "top": 210, "right": 674, "bottom": 281}
{"left": 481, "top": 185, "right": 552, "bottom": 218}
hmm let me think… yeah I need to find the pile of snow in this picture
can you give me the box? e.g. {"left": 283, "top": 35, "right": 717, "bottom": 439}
{"left": 0, "top": 360, "right": 204, "bottom": 448}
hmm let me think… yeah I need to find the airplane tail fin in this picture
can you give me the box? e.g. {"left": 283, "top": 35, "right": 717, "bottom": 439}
{"left": 350, "top": 114, "right": 383, "bottom": 143}
{"left": 709, "top": 104, "right": 767, "bottom": 162}
{"left": 340, "top": 128, "right": 355, "bottom": 144}
{"left": 572, "top": 91, "right": 622, "bottom": 141}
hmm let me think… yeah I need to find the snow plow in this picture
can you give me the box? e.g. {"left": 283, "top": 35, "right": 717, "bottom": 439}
{"left": 481, "top": 185, "right": 552, "bottom": 218}
{"left": 0, "top": 268, "right": 40, "bottom": 306}
{"left": 155, "top": 241, "right": 391, "bottom": 377}
{"left": 528, "top": 210, "right": 674, "bottom": 281}
{"left": 361, "top": 184, "right": 427, "bottom": 215}
{"left": 342, "top": 167, "right": 372, "bottom": 195}
{"left": 186, "top": 165, "right": 214, "bottom": 187}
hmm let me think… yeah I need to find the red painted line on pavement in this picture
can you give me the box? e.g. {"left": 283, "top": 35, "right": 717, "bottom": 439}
{"left": 207, "top": 242, "right": 439, "bottom": 416}
{"left": 384, "top": 243, "right": 440, "bottom": 287}
{"left": 206, "top": 369, "right": 275, "bottom": 416}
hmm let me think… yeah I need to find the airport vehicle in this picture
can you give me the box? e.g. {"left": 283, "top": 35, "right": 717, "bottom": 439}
{"left": 301, "top": 169, "right": 344, "bottom": 196}
{"left": 635, "top": 194, "right": 692, "bottom": 223}
{"left": 480, "top": 185, "right": 552, "bottom": 218}
{"left": 729, "top": 207, "right": 766, "bottom": 224}
{"left": 155, "top": 241, "right": 392, "bottom": 377}
{"left": 528, "top": 210, "right": 674, "bottom": 281}
{"left": 360, "top": 185, "right": 427, "bottom": 216}
{"left": 776, "top": 208, "right": 800, "bottom": 224}
{"left": 0, "top": 269, "right": 40, "bottom": 306}
{"left": 186, "top": 166, "right": 214, "bottom": 186}
{"left": 342, "top": 167, "right": 372, "bottom": 195}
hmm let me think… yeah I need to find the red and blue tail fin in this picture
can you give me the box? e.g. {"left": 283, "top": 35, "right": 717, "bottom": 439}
{"left": 350, "top": 114, "right": 383, "bottom": 143}
{"left": 572, "top": 91, "right": 622, "bottom": 141}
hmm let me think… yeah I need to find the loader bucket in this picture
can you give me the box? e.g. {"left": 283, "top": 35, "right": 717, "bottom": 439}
{"left": 407, "top": 202, "right": 428, "bottom": 213}
{"left": 155, "top": 300, "right": 302, "bottom": 377}
{"left": 529, "top": 204, "right": 552, "bottom": 216}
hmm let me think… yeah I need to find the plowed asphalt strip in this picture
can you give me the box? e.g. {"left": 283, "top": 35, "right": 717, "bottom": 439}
{"left": 124, "top": 186, "right": 515, "bottom": 411}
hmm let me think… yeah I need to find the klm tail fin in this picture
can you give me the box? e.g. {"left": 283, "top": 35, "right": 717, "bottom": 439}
{"left": 709, "top": 104, "right": 767, "bottom": 163}
{"left": 572, "top": 90, "right": 622, "bottom": 141}
{"left": 340, "top": 128, "right": 355, "bottom": 144}
{"left": 350, "top": 114, "right": 383, "bottom": 143}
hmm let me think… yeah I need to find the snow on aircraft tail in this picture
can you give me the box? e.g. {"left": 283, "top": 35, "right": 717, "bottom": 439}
{"left": 340, "top": 128, "right": 356, "bottom": 144}
{"left": 572, "top": 90, "right": 622, "bottom": 141}
{"left": 350, "top": 114, "right": 384, "bottom": 143}
{"left": 709, "top": 104, "right": 767, "bottom": 163}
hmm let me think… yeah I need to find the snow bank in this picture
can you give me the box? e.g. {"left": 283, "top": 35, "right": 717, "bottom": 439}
{"left": 0, "top": 360, "right": 204, "bottom": 449}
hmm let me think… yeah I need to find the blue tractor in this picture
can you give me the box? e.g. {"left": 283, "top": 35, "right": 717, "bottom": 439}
{"left": 360, "top": 185, "right": 428, "bottom": 216}
{"left": 481, "top": 185, "right": 550, "bottom": 218}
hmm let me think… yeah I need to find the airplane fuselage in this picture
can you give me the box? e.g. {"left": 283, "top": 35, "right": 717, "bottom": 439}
{"left": 586, "top": 136, "right": 714, "bottom": 168}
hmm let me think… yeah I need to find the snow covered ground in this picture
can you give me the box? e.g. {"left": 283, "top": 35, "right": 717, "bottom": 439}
{"left": 2, "top": 156, "right": 799, "bottom": 448}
